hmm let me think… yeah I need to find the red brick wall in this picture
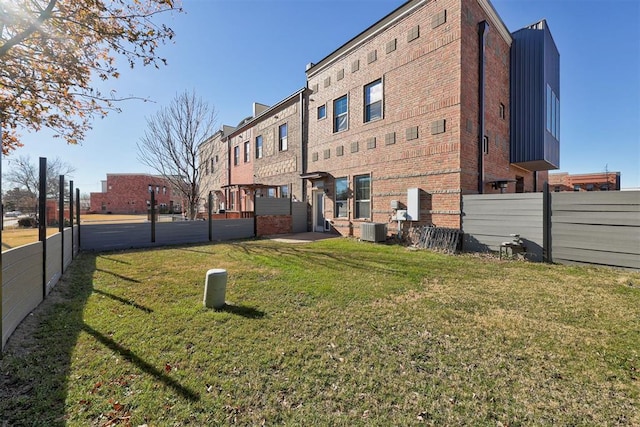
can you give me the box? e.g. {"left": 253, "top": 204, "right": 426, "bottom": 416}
{"left": 306, "top": 0, "right": 466, "bottom": 233}
{"left": 256, "top": 215, "right": 292, "bottom": 236}
{"left": 89, "top": 174, "right": 180, "bottom": 214}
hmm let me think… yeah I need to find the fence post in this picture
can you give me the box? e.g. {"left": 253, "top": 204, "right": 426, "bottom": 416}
{"left": 208, "top": 191, "right": 213, "bottom": 242}
{"left": 69, "top": 181, "right": 74, "bottom": 259}
{"left": 59, "top": 175, "right": 64, "bottom": 275}
{"left": 76, "top": 188, "right": 81, "bottom": 250}
{"left": 150, "top": 189, "right": 156, "bottom": 243}
{"left": 39, "top": 157, "right": 47, "bottom": 299}
{"left": 0, "top": 120, "right": 3, "bottom": 351}
{"left": 543, "top": 182, "right": 552, "bottom": 263}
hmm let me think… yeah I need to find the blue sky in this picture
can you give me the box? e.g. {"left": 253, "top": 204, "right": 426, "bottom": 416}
{"left": 6, "top": 0, "right": 640, "bottom": 192}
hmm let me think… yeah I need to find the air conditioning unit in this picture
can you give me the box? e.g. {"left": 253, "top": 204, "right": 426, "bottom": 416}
{"left": 360, "top": 222, "right": 387, "bottom": 243}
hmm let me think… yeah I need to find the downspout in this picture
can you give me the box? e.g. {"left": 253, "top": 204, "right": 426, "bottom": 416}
{"left": 478, "top": 21, "right": 489, "bottom": 194}
{"left": 299, "top": 89, "right": 306, "bottom": 201}
{"left": 226, "top": 135, "right": 231, "bottom": 211}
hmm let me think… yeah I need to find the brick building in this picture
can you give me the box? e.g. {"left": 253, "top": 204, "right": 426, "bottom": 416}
{"left": 199, "top": 0, "right": 560, "bottom": 236}
{"left": 198, "top": 124, "right": 236, "bottom": 213}
{"left": 89, "top": 174, "right": 182, "bottom": 214}
{"left": 549, "top": 172, "right": 621, "bottom": 192}
{"left": 199, "top": 90, "right": 307, "bottom": 214}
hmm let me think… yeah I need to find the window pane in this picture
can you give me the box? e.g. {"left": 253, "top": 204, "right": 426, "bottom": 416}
{"left": 555, "top": 95, "right": 560, "bottom": 140}
{"left": 335, "top": 96, "right": 347, "bottom": 115}
{"left": 318, "top": 105, "right": 326, "bottom": 119}
{"left": 356, "top": 201, "right": 370, "bottom": 219}
{"left": 366, "top": 101, "right": 382, "bottom": 122}
{"left": 354, "top": 175, "right": 370, "bottom": 219}
{"left": 279, "top": 124, "right": 288, "bottom": 151}
{"left": 334, "top": 95, "right": 348, "bottom": 132}
{"left": 335, "top": 178, "right": 348, "bottom": 200}
{"left": 255, "top": 135, "right": 263, "bottom": 159}
{"left": 364, "top": 80, "right": 383, "bottom": 122}
{"left": 365, "top": 80, "right": 382, "bottom": 104}
{"left": 335, "top": 177, "right": 348, "bottom": 218}
{"left": 546, "top": 85, "right": 552, "bottom": 132}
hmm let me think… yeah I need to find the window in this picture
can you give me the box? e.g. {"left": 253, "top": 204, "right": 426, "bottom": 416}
{"left": 586, "top": 183, "right": 594, "bottom": 191}
{"left": 255, "top": 135, "right": 263, "bottom": 159}
{"left": 211, "top": 158, "right": 215, "bottom": 173}
{"left": 546, "top": 84, "right": 560, "bottom": 140}
{"left": 335, "top": 177, "right": 348, "bottom": 218}
{"left": 317, "top": 104, "right": 326, "bottom": 120}
{"left": 163, "top": 186, "right": 166, "bottom": 195}
{"left": 279, "top": 124, "right": 288, "bottom": 151}
{"left": 334, "top": 95, "right": 348, "bottom": 132}
{"left": 280, "top": 185, "right": 289, "bottom": 198}
{"left": 573, "top": 184, "right": 581, "bottom": 192}
{"left": 233, "top": 145, "right": 239, "bottom": 166}
{"left": 244, "top": 141, "right": 250, "bottom": 163}
{"left": 364, "top": 79, "right": 383, "bottom": 122}
{"left": 354, "top": 175, "right": 371, "bottom": 219}
{"left": 148, "top": 185, "right": 152, "bottom": 193}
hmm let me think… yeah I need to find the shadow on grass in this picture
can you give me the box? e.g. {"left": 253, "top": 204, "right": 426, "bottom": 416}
{"left": 0, "top": 252, "right": 196, "bottom": 425}
{"left": 216, "top": 303, "right": 266, "bottom": 319}
{"left": 92, "top": 288, "right": 153, "bottom": 313}
{"left": 82, "top": 324, "right": 199, "bottom": 402}
{"left": 95, "top": 268, "right": 141, "bottom": 283}
{"left": 98, "top": 255, "right": 132, "bottom": 265}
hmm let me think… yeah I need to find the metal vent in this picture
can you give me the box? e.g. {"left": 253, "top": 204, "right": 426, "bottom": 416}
{"left": 360, "top": 222, "right": 387, "bottom": 242}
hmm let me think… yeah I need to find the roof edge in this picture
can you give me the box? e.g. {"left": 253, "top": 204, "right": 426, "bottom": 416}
{"left": 227, "top": 87, "right": 307, "bottom": 139}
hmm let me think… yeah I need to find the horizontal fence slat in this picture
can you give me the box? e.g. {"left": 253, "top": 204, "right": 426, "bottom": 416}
{"left": 552, "top": 247, "right": 640, "bottom": 270}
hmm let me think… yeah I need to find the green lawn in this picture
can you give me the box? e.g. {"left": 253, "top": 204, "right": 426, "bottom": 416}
{"left": 1, "top": 238, "right": 639, "bottom": 426}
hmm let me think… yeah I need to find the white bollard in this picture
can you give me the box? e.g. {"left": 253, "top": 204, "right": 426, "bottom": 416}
{"left": 203, "top": 268, "right": 227, "bottom": 309}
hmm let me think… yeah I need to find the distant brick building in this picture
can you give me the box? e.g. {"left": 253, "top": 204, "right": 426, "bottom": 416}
{"left": 89, "top": 174, "right": 182, "bottom": 214}
{"left": 549, "top": 172, "right": 621, "bottom": 192}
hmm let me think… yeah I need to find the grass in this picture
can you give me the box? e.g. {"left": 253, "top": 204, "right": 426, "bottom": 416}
{"left": 1, "top": 227, "right": 60, "bottom": 251}
{"left": 1, "top": 238, "right": 639, "bottom": 426}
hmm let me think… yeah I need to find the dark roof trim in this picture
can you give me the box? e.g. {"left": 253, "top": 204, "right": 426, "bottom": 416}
{"left": 306, "top": 0, "right": 428, "bottom": 77}
{"left": 300, "top": 172, "right": 329, "bottom": 180}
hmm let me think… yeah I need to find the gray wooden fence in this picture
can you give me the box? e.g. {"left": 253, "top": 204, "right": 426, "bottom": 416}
{"left": 462, "top": 193, "right": 544, "bottom": 261}
{"left": 80, "top": 219, "right": 255, "bottom": 252}
{"left": 551, "top": 191, "right": 640, "bottom": 269}
{"left": 2, "top": 226, "right": 78, "bottom": 349}
{"left": 462, "top": 190, "right": 640, "bottom": 269}
{"left": 292, "top": 201, "right": 308, "bottom": 233}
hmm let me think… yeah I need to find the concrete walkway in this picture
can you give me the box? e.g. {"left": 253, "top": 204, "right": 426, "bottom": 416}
{"left": 266, "top": 232, "right": 339, "bottom": 243}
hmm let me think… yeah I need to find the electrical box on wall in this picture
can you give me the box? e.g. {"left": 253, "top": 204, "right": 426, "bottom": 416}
{"left": 390, "top": 200, "right": 400, "bottom": 210}
{"left": 395, "top": 210, "right": 407, "bottom": 221}
{"left": 407, "top": 188, "right": 419, "bottom": 220}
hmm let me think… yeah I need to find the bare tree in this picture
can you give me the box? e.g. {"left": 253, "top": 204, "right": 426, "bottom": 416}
{"left": 137, "top": 90, "right": 217, "bottom": 220}
{"left": 3, "top": 155, "right": 76, "bottom": 199}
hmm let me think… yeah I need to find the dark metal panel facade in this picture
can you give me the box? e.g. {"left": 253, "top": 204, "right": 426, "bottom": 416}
{"left": 510, "top": 20, "right": 560, "bottom": 170}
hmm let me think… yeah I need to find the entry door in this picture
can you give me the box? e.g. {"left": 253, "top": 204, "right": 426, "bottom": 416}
{"left": 313, "top": 191, "right": 325, "bottom": 232}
